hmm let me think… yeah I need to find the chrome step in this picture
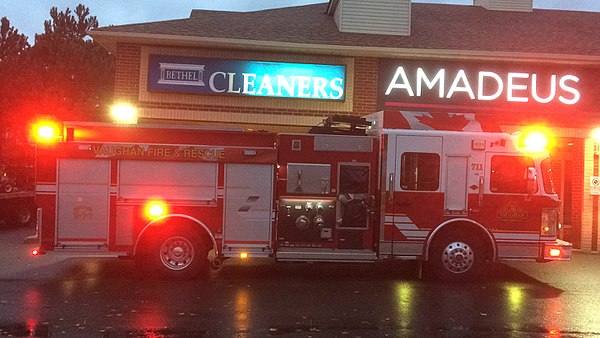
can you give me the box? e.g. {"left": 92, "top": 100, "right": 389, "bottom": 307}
{"left": 55, "top": 242, "right": 109, "bottom": 253}
{"left": 276, "top": 247, "right": 377, "bottom": 263}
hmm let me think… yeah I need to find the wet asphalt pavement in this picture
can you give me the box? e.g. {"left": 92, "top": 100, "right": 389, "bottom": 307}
{"left": 1, "top": 225, "right": 599, "bottom": 337}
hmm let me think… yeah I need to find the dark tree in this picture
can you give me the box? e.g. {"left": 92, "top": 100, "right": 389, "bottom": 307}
{"left": 0, "top": 5, "right": 114, "bottom": 181}
{"left": 0, "top": 17, "right": 29, "bottom": 64}
{"left": 0, "top": 17, "right": 30, "bottom": 127}
{"left": 0, "top": 18, "right": 31, "bottom": 169}
{"left": 23, "top": 4, "right": 115, "bottom": 123}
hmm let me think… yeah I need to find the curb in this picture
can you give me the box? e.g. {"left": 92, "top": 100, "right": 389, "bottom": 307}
{"left": 23, "top": 235, "right": 38, "bottom": 244}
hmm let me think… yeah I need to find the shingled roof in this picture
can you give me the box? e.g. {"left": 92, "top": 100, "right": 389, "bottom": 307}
{"left": 89, "top": 3, "right": 600, "bottom": 62}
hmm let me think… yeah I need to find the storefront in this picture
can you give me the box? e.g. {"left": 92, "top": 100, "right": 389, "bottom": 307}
{"left": 377, "top": 57, "right": 600, "bottom": 249}
{"left": 89, "top": 1, "right": 600, "bottom": 250}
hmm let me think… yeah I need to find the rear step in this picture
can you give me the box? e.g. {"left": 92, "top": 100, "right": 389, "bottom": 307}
{"left": 276, "top": 247, "right": 377, "bottom": 263}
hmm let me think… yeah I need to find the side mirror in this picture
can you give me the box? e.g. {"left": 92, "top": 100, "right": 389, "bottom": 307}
{"left": 526, "top": 167, "right": 538, "bottom": 194}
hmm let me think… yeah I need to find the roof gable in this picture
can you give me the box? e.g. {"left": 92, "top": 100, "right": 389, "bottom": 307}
{"left": 89, "top": 3, "right": 600, "bottom": 60}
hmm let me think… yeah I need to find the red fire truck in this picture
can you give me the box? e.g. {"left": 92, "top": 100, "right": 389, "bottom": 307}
{"left": 30, "top": 111, "right": 571, "bottom": 281}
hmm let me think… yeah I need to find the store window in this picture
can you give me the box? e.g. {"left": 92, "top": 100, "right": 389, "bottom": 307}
{"left": 490, "top": 155, "right": 536, "bottom": 193}
{"left": 400, "top": 152, "right": 440, "bottom": 191}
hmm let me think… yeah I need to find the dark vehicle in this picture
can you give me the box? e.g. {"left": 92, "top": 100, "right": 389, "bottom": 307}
{"left": 0, "top": 165, "right": 35, "bottom": 227}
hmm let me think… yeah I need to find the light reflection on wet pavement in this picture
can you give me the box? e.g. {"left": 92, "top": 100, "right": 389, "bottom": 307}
{"left": 1, "top": 227, "right": 600, "bottom": 337}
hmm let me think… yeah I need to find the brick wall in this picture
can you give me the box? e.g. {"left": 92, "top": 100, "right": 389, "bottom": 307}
{"left": 570, "top": 139, "right": 585, "bottom": 248}
{"left": 581, "top": 138, "right": 595, "bottom": 251}
{"left": 352, "top": 57, "right": 379, "bottom": 116}
{"left": 114, "top": 43, "right": 141, "bottom": 103}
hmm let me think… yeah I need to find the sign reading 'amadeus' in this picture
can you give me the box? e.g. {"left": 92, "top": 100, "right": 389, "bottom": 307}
{"left": 148, "top": 55, "right": 346, "bottom": 101}
{"left": 377, "top": 59, "right": 600, "bottom": 112}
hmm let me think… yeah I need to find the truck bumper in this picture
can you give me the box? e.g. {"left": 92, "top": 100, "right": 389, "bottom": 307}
{"left": 541, "top": 239, "right": 572, "bottom": 261}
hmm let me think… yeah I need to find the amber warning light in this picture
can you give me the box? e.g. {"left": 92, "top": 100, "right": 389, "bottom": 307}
{"left": 543, "top": 242, "right": 571, "bottom": 261}
{"left": 549, "top": 248, "right": 561, "bottom": 257}
{"left": 517, "top": 126, "right": 554, "bottom": 153}
{"left": 111, "top": 103, "right": 138, "bottom": 124}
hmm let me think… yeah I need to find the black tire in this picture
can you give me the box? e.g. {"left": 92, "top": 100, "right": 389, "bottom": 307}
{"left": 147, "top": 230, "right": 209, "bottom": 280}
{"left": 3, "top": 183, "right": 13, "bottom": 193}
{"left": 428, "top": 230, "right": 485, "bottom": 282}
{"left": 14, "top": 205, "right": 33, "bottom": 226}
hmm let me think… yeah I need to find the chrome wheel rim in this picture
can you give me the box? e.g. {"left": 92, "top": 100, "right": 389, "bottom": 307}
{"left": 160, "top": 236, "right": 194, "bottom": 271}
{"left": 441, "top": 241, "right": 474, "bottom": 274}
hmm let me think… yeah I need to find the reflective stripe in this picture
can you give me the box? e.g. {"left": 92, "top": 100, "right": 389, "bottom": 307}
{"left": 384, "top": 214, "right": 429, "bottom": 239}
{"left": 493, "top": 233, "right": 540, "bottom": 241}
{"left": 36, "top": 184, "right": 56, "bottom": 193}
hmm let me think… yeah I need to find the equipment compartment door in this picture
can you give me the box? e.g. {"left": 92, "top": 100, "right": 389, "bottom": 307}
{"left": 444, "top": 155, "right": 469, "bottom": 215}
{"left": 223, "top": 164, "right": 274, "bottom": 247}
{"left": 56, "top": 159, "right": 110, "bottom": 246}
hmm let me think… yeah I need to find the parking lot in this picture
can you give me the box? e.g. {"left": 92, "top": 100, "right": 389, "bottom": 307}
{"left": 0, "top": 225, "right": 599, "bottom": 337}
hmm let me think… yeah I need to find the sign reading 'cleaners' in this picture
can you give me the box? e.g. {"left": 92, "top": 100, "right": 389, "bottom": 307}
{"left": 148, "top": 55, "right": 346, "bottom": 101}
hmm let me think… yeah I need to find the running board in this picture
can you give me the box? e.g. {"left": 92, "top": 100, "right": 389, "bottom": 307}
{"left": 55, "top": 242, "right": 109, "bottom": 252}
{"left": 53, "top": 243, "right": 127, "bottom": 257}
{"left": 276, "top": 248, "right": 377, "bottom": 263}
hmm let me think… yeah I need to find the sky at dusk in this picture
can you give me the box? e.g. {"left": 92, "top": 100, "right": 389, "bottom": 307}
{"left": 1, "top": 0, "right": 600, "bottom": 44}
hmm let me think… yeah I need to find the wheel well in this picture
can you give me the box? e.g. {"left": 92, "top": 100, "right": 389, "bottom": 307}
{"left": 425, "top": 220, "right": 496, "bottom": 262}
{"left": 134, "top": 215, "right": 216, "bottom": 258}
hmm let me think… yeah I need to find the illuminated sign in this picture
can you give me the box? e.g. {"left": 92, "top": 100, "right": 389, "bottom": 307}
{"left": 378, "top": 59, "right": 600, "bottom": 112}
{"left": 148, "top": 55, "right": 346, "bottom": 101}
{"left": 385, "top": 67, "right": 579, "bottom": 105}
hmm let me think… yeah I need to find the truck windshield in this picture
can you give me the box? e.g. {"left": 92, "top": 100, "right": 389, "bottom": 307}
{"left": 540, "top": 158, "right": 556, "bottom": 194}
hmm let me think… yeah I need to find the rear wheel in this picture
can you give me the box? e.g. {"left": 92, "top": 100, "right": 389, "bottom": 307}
{"left": 428, "top": 230, "right": 485, "bottom": 282}
{"left": 145, "top": 230, "right": 209, "bottom": 280}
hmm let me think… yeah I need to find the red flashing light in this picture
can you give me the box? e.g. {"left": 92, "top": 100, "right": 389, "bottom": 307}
{"left": 144, "top": 200, "right": 168, "bottom": 220}
{"left": 31, "top": 248, "right": 40, "bottom": 256}
{"left": 31, "top": 120, "right": 61, "bottom": 144}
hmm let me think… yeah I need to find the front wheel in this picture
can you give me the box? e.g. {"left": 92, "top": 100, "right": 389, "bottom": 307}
{"left": 147, "top": 231, "right": 208, "bottom": 280}
{"left": 428, "top": 230, "right": 485, "bottom": 282}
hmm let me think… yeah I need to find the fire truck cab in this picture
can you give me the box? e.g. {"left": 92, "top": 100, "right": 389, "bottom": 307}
{"left": 368, "top": 111, "right": 570, "bottom": 280}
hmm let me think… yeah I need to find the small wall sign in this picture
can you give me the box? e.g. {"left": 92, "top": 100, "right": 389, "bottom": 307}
{"left": 591, "top": 176, "right": 600, "bottom": 195}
